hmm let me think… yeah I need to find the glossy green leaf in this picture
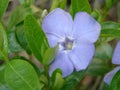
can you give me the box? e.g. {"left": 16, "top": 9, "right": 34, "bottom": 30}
{"left": 110, "top": 70, "right": 120, "bottom": 90}
{"left": 50, "top": 69, "right": 64, "bottom": 90}
{"left": 50, "top": 0, "right": 66, "bottom": 11}
{"left": 7, "top": 5, "right": 32, "bottom": 30}
{"left": 16, "top": 24, "right": 31, "bottom": 54}
{"left": 5, "top": 59, "right": 41, "bottom": 90}
{"left": 0, "top": 23, "right": 8, "bottom": 60}
{"left": 24, "top": 15, "right": 49, "bottom": 61}
{"left": 0, "top": 0, "right": 9, "bottom": 19}
{"left": 53, "top": 73, "right": 64, "bottom": 90}
{"left": 0, "top": 65, "right": 11, "bottom": 90}
{"left": 71, "top": 0, "right": 91, "bottom": 17}
{"left": 62, "top": 71, "right": 85, "bottom": 90}
{"left": 43, "top": 45, "right": 58, "bottom": 65}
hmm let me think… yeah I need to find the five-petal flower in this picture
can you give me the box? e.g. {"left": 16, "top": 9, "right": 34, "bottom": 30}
{"left": 42, "top": 8, "right": 101, "bottom": 77}
{"left": 104, "top": 41, "right": 120, "bottom": 85}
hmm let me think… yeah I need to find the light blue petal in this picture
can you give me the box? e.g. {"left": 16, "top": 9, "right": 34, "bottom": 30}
{"left": 112, "top": 41, "right": 120, "bottom": 65}
{"left": 45, "top": 34, "right": 60, "bottom": 47}
{"left": 42, "top": 8, "right": 73, "bottom": 47}
{"left": 68, "top": 43, "right": 95, "bottom": 71}
{"left": 72, "top": 12, "right": 101, "bottom": 43}
{"left": 49, "top": 51, "right": 74, "bottom": 77}
{"left": 104, "top": 66, "right": 120, "bottom": 85}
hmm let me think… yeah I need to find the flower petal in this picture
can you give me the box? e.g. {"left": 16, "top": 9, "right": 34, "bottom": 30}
{"left": 68, "top": 43, "right": 95, "bottom": 71}
{"left": 45, "top": 34, "right": 60, "bottom": 47}
{"left": 42, "top": 8, "right": 73, "bottom": 47}
{"left": 49, "top": 51, "right": 74, "bottom": 77}
{"left": 112, "top": 41, "right": 120, "bottom": 65}
{"left": 104, "top": 66, "right": 120, "bottom": 85}
{"left": 72, "top": 12, "right": 101, "bottom": 43}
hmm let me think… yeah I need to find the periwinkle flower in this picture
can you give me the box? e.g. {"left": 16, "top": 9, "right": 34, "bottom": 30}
{"left": 104, "top": 41, "right": 120, "bottom": 85}
{"left": 42, "top": 8, "right": 101, "bottom": 77}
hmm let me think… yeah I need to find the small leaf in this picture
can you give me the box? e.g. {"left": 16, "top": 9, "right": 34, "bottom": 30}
{"left": 43, "top": 45, "right": 58, "bottom": 65}
{"left": 5, "top": 59, "right": 41, "bottom": 90}
{"left": 71, "top": 0, "right": 91, "bottom": 17}
{"left": 16, "top": 24, "right": 31, "bottom": 54}
{"left": 0, "top": 23, "right": 8, "bottom": 60}
{"left": 0, "top": 0, "right": 9, "bottom": 19}
{"left": 24, "top": 15, "right": 49, "bottom": 61}
{"left": 110, "top": 70, "right": 120, "bottom": 90}
{"left": 54, "top": 73, "right": 64, "bottom": 90}
{"left": 51, "top": 69, "right": 64, "bottom": 90}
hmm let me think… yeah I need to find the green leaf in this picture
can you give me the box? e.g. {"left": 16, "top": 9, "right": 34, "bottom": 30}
{"left": 5, "top": 59, "right": 41, "bottom": 90}
{"left": 0, "top": 65, "right": 11, "bottom": 90}
{"left": 101, "top": 22, "right": 120, "bottom": 38}
{"left": 50, "top": 0, "right": 67, "bottom": 11}
{"left": 7, "top": 31, "right": 23, "bottom": 53}
{"left": 110, "top": 70, "right": 120, "bottom": 90}
{"left": 71, "top": 0, "right": 91, "bottom": 17}
{"left": 50, "top": 69, "right": 64, "bottom": 90}
{"left": 7, "top": 5, "right": 32, "bottom": 30}
{"left": 101, "top": 29, "right": 120, "bottom": 38}
{"left": 0, "top": 0, "right": 9, "bottom": 19}
{"left": 16, "top": 24, "right": 32, "bottom": 54}
{"left": 0, "top": 23, "right": 8, "bottom": 60}
{"left": 0, "top": 65, "right": 5, "bottom": 84}
{"left": 102, "top": 21, "right": 120, "bottom": 30}
{"left": 53, "top": 73, "right": 64, "bottom": 90}
{"left": 43, "top": 45, "right": 58, "bottom": 65}
{"left": 61, "top": 71, "right": 85, "bottom": 90}
{"left": 24, "top": 15, "right": 49, "bottom": 61}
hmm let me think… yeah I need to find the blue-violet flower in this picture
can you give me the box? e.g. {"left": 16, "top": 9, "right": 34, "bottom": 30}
{"left": 42, "top": 8, "right": 101, "bottom": 77}
{"left": 104, "top": 41, "right": 120, "bottom": 85}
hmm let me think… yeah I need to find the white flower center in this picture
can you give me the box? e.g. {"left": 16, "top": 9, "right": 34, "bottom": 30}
{"left": 60, "top": 37, "right": 73, "bottom": 50}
